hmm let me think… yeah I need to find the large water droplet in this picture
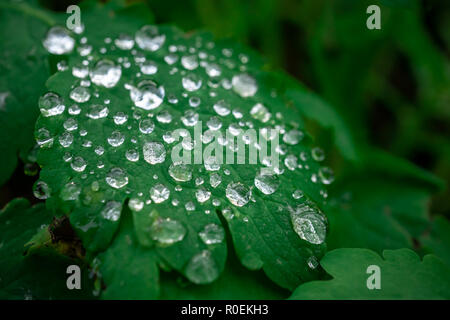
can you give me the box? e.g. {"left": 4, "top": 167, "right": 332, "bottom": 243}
{"left": 106, "top": 167, "right": 129, "bottom": 189}
{"left": 58, "top": 131, "right": 73, "bottom": 148}
{"left": 232, "top": 73, "right": 257, "bottom": 97}
{"left": 107, "top": 130, "right": 125, "bottom": 147}
{"left": 33, "top": 181, "right": 51, "bottom": 199}
{"left": 250, "top": 103, "right": 271, "bottom": 123}
{"left": 43, "top": 26, "right": 74, "bottom": 55}
{"left": 143, "top": 142, "right": 166, "bottom": 164}
{"left": 130, "top": 80, "right": 165, "bottom": 110}
{"left": 139, "top": 119, "right": 155, "bottom": 134}
{"left": 185, "top": 250, "right": 219, "bottom": 284}
{"left": 39, "top": 92, "right": 65, "bottom": 117}
{"left": 182, "top": 74, "right": 202, "bottom": 91}
{"left": 90, "top": 59, "right": 122, "bottom": 88}
{"left": 181, "top": 55, "right": 199, "bottom": 70}
{"left": 254, "top": 170, "right": 279, "bottom": 195}
{"left": 87, "top": 104, "right": 109, "bottom": 119}
{"left": 289, "top": 203, "right": 327, "bottom": 245}
{"left": 115, "top": 33, "right": 134, "bottom": 50}
{"left": 151, "top": 218, "right": 186, "bottom": 245}
{"left": 213, "top": 99, "right": 231, "bottom": 116}
{"left": 135, "top": 25, "right": 166, "bottom": 51}
{"left": 226, "top": 182, "right": 251, "bottom": 207}
{"left": 195, "top": 188, "right": 211, "bottom": 203}
{"left": 168, "top": 163, "right": 193, "bottom": 182}
{"left": 101, "top": 201, "right": 122, "bottom": 221}
{"left": 199, "top": 224, "right": 224, "bottom": 245}
{"left": 71, "top": 156, "right": 87, "bottom": 172}
{"left": 283, "top": 129, "right": 304, "bottom": 145}
{"left": 150, "top": 183, "right": 170, "bottom": 203}
{"left": 69, "top": 86, "right": 91, "bottom": 103}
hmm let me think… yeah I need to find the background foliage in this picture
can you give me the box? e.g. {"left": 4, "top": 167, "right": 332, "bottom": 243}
{"left": 0, "top": 0, "right": 448, "bottom": 299}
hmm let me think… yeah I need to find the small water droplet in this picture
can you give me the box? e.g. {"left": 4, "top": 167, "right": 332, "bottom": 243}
{"left": 101, "top": 201, "right": 122, "bottom": 221}
{"left": 199, "top": 223, "right": 225, "bottom": 245}
{"left": 232, "top": 73, "right": 257, "bottom": 97}
{"left": 33, "top": 181, "right": 51, "bottom": 199}
{"left": 43, "top": 26, "right": 74, "bottom": 55}
{"left": 226, "top": 182, "right": 251, "bottom": 207}
{"left": 151, "top": 218, "right": 186, "bottom": 245}
{"left": 185, "top": 250, "right": 219, "bottom": 284}
{"left": 90, "top": 59, "right": 122, "bottom": 88}
{"left": 106, "top": 167, "right": 129, "bottom": 189}
{"left": 135, "top": 25, "right": 165, "bottom": 51}
{"left": 150, "top": 183, "right": 170, "bottom": 203}
{"left": 143, "top": 142, "right": 166, "bottom": 164}
{"left": 39, "top": 92, "right": 65, "bottom": 117}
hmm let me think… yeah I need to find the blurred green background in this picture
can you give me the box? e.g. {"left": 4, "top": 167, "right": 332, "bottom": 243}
{"left": 2, "top": 0, "right": 449, "bottom": 217}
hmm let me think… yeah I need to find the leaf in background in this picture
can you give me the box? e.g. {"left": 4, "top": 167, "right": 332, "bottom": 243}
{"left": 326, "top": 176, "right": 431, "bottom": 253}
{"left": 420, "top": 216, "right": 450, "bottom": 267}
{"left": 0, "top": 198, "right": 94, "bottom": 299}
{"left": 290, "top": 248, "right": 450, "bottom": 299}
{"left": 0, "top": 0, "right": 62, "bottom": 185}
{"left": 35, "top": 11, "right": 333, "bottom": 292}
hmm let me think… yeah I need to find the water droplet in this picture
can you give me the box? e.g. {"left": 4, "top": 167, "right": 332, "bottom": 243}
{"left": 135, "top": 25, "right": 166, "bottom": 51}
{"left": 210, "top": 173, "right": 221, "bottom": 188}
{"left": 87, "top": 104, "right": 109, "bottom": 119}
{"left": 307, "top": 256, "right": 319, "bottom": 269}
{"left": 168, "top": 163, "right": 193, "bottom": 182}
{"left": 181, "top": 55, "right": 198, "bottom": 70}
{"left": 36, "top": 128, "right": 54, "bottom": 147}
{"left": 115, "top": 33, "right": 134, "bottom": 50}
{"left": 151, "top": 218, "right": 186, "bottom": 245}
{"left": 150, "top": 183, "right": 170, "bottom": 203}
{"left": 60, "top": 182, "right": 81, "bottom": 200}
{"left": 125, "top": 148, "right": 139, "bottom": 162}
{"left": 39, "top": 92, "right": 65, "bottom": 117}
{"left": 43, "top": 26, "right": 74, "bottom": 55}
{"left": 130, "top": 80, "right": 165, "bottom": 110}
{"left": 143, "top": 142, "right": 166, "bottom": 164}
{"left": 318, "top": 167, "right": 334, "bottom": 185}
{"left": 101, "top": 201, "right": 122, "bottom": 221}
{"left": 140, "top": 60, "right": 158, "bottom": 75}
{"left": 185, "top": 201, "right": 196, "bottom": 211}
{"left": 71, "top": 156, "right": 87, "bottom": 172}
{"left": 182, "top": 73, "right": 202, "bottom": 91}
{"left": 283, "top": 129, "right": 304, "bottom": 145}
{"left": 106, "top": 167, "right": 129, "bottom": 189}
{"left": 33, "top": 181, "right": 51, "bottom": 199}
{"left": 213, "top": 100, "right": 231, "bottom": 116}
{"left": 205, "top": 63, "right": 221, "bottom": 77}
{"left": 254, "top": 170, "right": 279, "bottom": 195}
{"left": 292, "top": 190, "right": 304, "bottom": 199}
{"left": 226, "top": 182, "right": 251, "bottom": 207}
{"left": 70, "top": 86, "right": 90, "bottom": 103}
{"left": 58, "top": 131, "right": 73, "bottom": 147}
{"left": 204, "top": 156, "right": 221, "bottom": 171}
{"left": 156, "top": 110, "right": 172, "bottom": 123}
{"left": 128, "top": 198, "right": 144, "bottom": 212}
{"left": 199, "top": 224, "right": 225, "bottom": 245}
{"left": 107, "top": 130, "right": 125, "bottom": 147}
{"left": 195, "top": 188, "right": 211, "bottom": 203}
{"left": 250, "top": 103, "right": 271, "bottom": 123}
{"left": 181, "top": 110, "right": 199, "bottom": 126}
{"left": 90, "top": 59, "right": 122, "bottom": 88}
{"left": 284, "top": 154, "right": 298, "bottom": 171}
{"left": 232, "top": 73, "right": 257, "bottom": 97}
{"left": 185, "top": 250, "right": 219, "bottom": 284}
{"left": 139, "top": 118, "right": 155, "bottom": 134}
{"left": 289, "top": 203, "right": 327, "bottom": 245}
{"left": 188, "top": 96, "right": 201, "bottom": 108}
{"left": 311, "top": 147, "right": 325, "bottom": 162}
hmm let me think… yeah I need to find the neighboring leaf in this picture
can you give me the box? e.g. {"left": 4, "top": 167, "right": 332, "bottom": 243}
{"left": 96, "top": 207, "right": 159, "bottom": 300}
{"left": 420, "top": 216, "right": 450, "bottom": 267}
{"left": 35, "top": 14, "right": 332, "bottom": 292}
{"left": 290, "top": 248, "right": 450, "bottom": 299}
{"left": 0, "top": 198, "right": 94, "bottom": 299}
{"left": 326, "top": 175, "right": 431, "bottom": 253}
{"left": 0, "top": 0, "right": 61, "bottom": 185}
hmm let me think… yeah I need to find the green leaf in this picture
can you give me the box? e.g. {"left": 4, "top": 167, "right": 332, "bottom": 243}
{"left": 289, "top": 248, "right": 450, "bottom": 299}
{"left": 326, "top": 175, "right": 431, "bottom": 253}
{"left": 34, "top": 13, "right": 331, "bottom": 292}
{"left": 0, "top": 0, "right": 61, "bottom": 185}
{"left": 0, "top": 198, "right": 94, "bottom": 299}
{"left": 420, "top": 216, "right": 450, "bottom": 267}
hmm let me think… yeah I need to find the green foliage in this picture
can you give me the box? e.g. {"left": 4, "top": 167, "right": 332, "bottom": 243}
{"left": 0, "top": 198, "right": 93, "bottom": 299}
{"left": 290, "top": 248, "right": 450, "bottom": 299}
{"left": 0, "top": 0, "right": 448, "bottom": 300}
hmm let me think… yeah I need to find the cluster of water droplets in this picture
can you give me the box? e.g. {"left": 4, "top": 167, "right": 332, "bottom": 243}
{"left": 37, "top": 23, "right": 335, "bottom": 284}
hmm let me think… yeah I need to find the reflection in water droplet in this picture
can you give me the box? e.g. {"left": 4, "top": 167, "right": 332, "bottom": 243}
{"left": 101, "top": 201, "right": 122, "bottom": 221}
{"left": 90, "top": 59, "right": 121, "bottom": 88}
{"left": 151, "top": 218, "right": 186, "bottom": 245}
{"left": 39, "top": 92, "right": 65, "bottom": 117}
{"left": 226, "top": 182, "right": 251, "bottom": 207}
{"left": 199, "top": 224, "right": 224, "bottom": 245}
{"left": 185, "top": 250, "right": 219, "bottom": 284}
{"left": 43, "top": 26, "right": 75, "bottom": 55}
